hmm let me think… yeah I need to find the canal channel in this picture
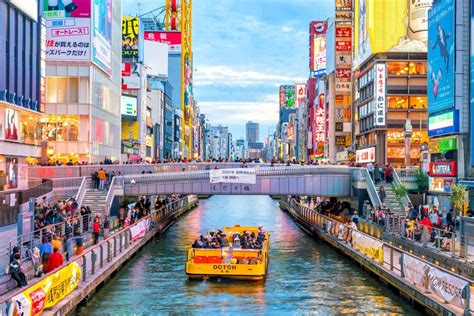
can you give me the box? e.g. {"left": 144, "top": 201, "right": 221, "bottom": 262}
{"left": 76, "top": 195, "right": 420, "bottom": 315}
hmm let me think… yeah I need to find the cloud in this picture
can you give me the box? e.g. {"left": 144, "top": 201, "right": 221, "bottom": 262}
{"left": 198, "top": 101, "right": 279, "bottom": 125}
{"left": 193, "top": 65, "right": 297, "bottom": 87}
{"left": 281, "top": 26, "right": 293, "bottom": 33}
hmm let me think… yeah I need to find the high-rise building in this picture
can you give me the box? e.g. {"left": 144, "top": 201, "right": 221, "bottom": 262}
{"left": 246, "top": 121, "right": 259, "bottom": 143}
{"left": 0, "top": 1, "right": 42, "bottom": 190}
{"left": 43, "top": 1, "right": 122, "bottom": 163}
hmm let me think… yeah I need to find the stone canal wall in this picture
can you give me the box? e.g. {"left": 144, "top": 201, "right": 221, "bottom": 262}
{"left": 280, "top": 199, "right": 473, "bottom": 316}
{"left": 2, "top": 196, "right": 199, "bottom": 316}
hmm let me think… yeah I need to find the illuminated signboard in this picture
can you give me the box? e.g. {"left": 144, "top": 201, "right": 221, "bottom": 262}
{"left": 356, "top": 147, "right": 375, "bottom": 163}
{"left": 121, "top": 95, "right": 137, "bottom": 116}
{"left": 122, "top": 17, "right": 140, "bottom": 59}
{"left": 279, "top": 85, "right": 296, "bottom": 109}
{"left": 296, "top": 85, "right": 306, "bottom": 108}
{"left": 315, "top": 94, "right": 325, "bottom": 143}
{"left": 374, "top": 63, "right": 386, "bottom": 126}
{"left": 429, "top": 161, "right": 456, "bottom": 177}
{"left": 310, "top": 21, "right": 328, "bottom": 77}
{"left": 428, "top": 110, "right": 459, "bottom": 136}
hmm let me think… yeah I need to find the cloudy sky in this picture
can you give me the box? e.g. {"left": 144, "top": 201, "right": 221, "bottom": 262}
{"left": 123, "top": 0, "right": 334, "bottom": 139}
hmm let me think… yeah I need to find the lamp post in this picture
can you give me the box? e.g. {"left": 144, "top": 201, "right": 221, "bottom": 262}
{"left": 405, "top": 119, "right": 413, "bottom": 167}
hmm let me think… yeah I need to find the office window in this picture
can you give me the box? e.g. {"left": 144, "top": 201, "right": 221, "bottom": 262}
{"left": 387, "top": 62, "right": 409, "bottom": 75}
{"left": 410, "top": 96, "right": 427, "bottom": 109}
{"left": 408, "top": 62, "right": 427, "bottom": 75}
{"left": 46, "top": 77, "right": 81, "bottom": 103}
{"left": 387, "top": 96, "right": 409, "bottom": 109}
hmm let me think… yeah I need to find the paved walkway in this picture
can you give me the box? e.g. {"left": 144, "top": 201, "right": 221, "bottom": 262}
{"left": 0, "top": 224, "right": 17, "bottom": 246}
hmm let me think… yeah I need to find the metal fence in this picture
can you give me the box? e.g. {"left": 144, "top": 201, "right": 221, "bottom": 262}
{"left": 395, "top": 168, "right": 419, "bottom": 182}
{"left": 284, "top": 197, "right": 473, "bottom": 315}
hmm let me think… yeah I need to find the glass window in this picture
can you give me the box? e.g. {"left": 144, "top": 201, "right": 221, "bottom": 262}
{"left": 68, "top": 78, "right": 79, "bottom": 103}
{"left": 410, "top": 96, "right": 427, "bottom": 109}
{"left": 387, "top": 62, "right": 409, "bottom": 75}
{"left": 387, "top": 96, "right": 408, "bottom": 109}
{"left": 57, "top": 78, "right": 68, "bottom": 103}
{"left": 409, "top": 62, "right": 427, "bottom": 75}
{"left": 46, "top": 77, "right": 57, "bottom": 103}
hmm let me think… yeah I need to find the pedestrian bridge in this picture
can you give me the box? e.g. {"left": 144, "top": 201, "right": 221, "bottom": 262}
{"left": 117, "top": 166, "right": 354, "bottom": 197}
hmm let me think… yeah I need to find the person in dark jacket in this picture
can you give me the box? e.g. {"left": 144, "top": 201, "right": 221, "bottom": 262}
{"left": 379, "top": 185, "right": 387, "bottom": 203}
{"left": 9, "top": 253, "right": 27, "bottom": 287}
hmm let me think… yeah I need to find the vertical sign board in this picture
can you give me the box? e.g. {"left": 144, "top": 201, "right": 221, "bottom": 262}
{"left": 122, "top": 17, "right": 140, "bottom": 60}
{"left": 92, "top": 0, "right": 112, "bottom": 76}
{"left": 296, "top": 84, "right": 306, "bottom": 109}
{"left": 309, "top": 21, "right": 328, "bottom": 77}
{"left": 374, "top": 63, "right": 386, "bottom": 126}
{"left": 427, "top": 0, "right": 455, "bottom": 114}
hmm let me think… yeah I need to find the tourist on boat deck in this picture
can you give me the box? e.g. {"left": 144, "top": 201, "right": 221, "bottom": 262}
{"left": 192, "top": 239, "right": 203, "bottom": 248}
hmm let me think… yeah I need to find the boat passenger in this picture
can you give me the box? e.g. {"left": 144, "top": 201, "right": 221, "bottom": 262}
{"left": 192, "top": 239, "right": 202, "bottom": 248}
{"left": 233, "top": 234, "right": 241, "bottom": 248}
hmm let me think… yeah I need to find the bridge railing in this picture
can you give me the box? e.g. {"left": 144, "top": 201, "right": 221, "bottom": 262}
{"left": 394, "top": 168, "right": 419, "bottom": 182}
{"left": 392, "top": 169, "right": 412, "bottom": 210}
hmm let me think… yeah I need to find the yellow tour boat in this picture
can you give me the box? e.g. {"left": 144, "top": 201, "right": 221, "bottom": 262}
{"left": 185, "top": 225, "right": 270, "bottom": 281}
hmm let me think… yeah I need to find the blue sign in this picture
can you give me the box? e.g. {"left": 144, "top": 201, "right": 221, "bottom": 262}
{"left": 427, "top": 0, "right": 455, "bottom": 114}
{"left": 428, "top": 110, "right": 459, "bottom": 137}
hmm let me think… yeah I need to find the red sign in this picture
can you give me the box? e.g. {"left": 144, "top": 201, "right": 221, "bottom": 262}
{"left": 335, "top": 25, "right": 352, "bottom": 38}
{"left": 314, "top": 93, "right": 326, "bottom": 144}
{"left": 336, "top": 68, "right": 351, "bottom": 79}
{"left": 335, "top": 40, "right": 352, "bottom": 52}
{"left": 310, "top": 21, "right": 328, "bottom": 36}
{"left": 429, "top": 161, "right": 457, "bottom": 177}
{"left": 144, "top": 31, "right": 182, "bottom": 52}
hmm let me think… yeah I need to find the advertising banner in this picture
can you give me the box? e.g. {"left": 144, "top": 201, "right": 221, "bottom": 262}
{"left": 92, "top": 0, "right": 112, "bottom": 76}
{"left": 144, "top": 31, "right": 182, "bottom": 53}
{"left": 336, "top": 11, "right": 352, "bottom": 24}
{"left": 8, "top": 262, "right": 81, "bottom": 315}
{"left": 351, "top": 231, "right": 383, "bottom": 263}
{"left": 428, "top": 0, "right": 455, "bottom": 114}
{"left": 45, "top": 18, "right": 91, "bottom": 61}
{"left": 5, "top": 157, "right": 18, "bottom": 189}
{"left": 296, "top": 85, "right": 306, "bottom": 108}
{"left": 279, "top": 85, "right": 296, "bottom": 109}
{"left": 42, "top": 0, "right": 91, "bottom": 18}
{"left": 402, "top": 254, "right": 468, "bottom": 309}
{"left": 122, "top": 17, "right": 140, "bottom": 59}
{"left": 309, "top": 21, "right": 328, "bottom": 76}
{"left": 314, "top": 94, "right": 325, "bottom": 143}
{"left": 356, "top": 147, "right": 375, "bottom": 163}
{"left": 336, "top": 0, "right": 352, "bottom": 11}
{"left": 209, "top": 168, "right": 256, "bottom": 184}
{"left": 429, "top": 161, "right": 456, "bottom": 177}
{"left": 429, "top": 177, "right": 454, "bottom": 193}
{"left": 4, "top": 109, "right": 19, "bottom": 141}
{"left": 121, "top": 95, "right": 137, "bottom": 116}
{"left": 130, "top": 218, "right": 150, "bottom": 241}
{"left": 336, "top": 68, "right": 351, "bottom": 79}
{"left": 122, "top": 63, "right": 141, "bottom": 90}
{"left": 428, "top": 110, "right": 459, "bottom": 136}
{"left": 374, "top": 63, "right": 386, "bottom": 126}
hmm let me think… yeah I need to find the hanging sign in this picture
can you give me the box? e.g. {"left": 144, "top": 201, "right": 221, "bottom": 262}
{"left": 210, "top": 168, "right": 257, "bottom": 184}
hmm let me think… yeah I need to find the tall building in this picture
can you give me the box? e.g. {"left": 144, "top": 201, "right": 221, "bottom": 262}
{"left": 43, "top": 1, "right": 122, "bottom": 163}
{"left": 209, "top": 125, "right": 230, "bottom": 160}
{"left": 246, "top": 121, "right": 259, "bottom": 143}
{"left": 0, "top": 1, "right": 42, "bottom": 190}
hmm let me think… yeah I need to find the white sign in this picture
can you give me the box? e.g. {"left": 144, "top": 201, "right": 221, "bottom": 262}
{"left": 336, "top": 151, "right": 348, "bottom": 161}
{"left": 45, "top": 18, "right": 91, "bottom": 61}
{"left": 356, "top": 147, "right": 375, "bottom": 163}
{"left": 296, "top": 84, "right": 306, "bottom": 108}
{"left": 335, "top": 80, "right": 351, "bottom": 92}
{"left": 210, "top": 168, "right": 256, "bottom": 184}
{"left": 402, "top": 254, "right": 468, "bottom": 309}
{"left": 121, "top": 95, "right": 137, "bottom": 116}
{"left": 130, "top": 219, "right": 150, "bottom": 241}
{"left": 374, "top": 63, "right": 386, "bottom": 126}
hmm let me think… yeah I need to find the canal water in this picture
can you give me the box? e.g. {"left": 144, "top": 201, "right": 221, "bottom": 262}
{"left": 76, "top": 196, "right": 420, "bottom": 315}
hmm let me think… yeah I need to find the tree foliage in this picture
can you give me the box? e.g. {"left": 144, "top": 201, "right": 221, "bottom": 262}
{"left": 413, "top": 169, "right": 429, "bottom": 194}
{"left": 391, "top": 182, "right": 408, "bottom": 207}
{"left": 450, "top": 184, "right": 467, "bottom": 215}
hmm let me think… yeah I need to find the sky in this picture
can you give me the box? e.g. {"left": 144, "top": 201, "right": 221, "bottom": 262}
{"left": 123, "top": 0, "right": 334, "bottom": 140}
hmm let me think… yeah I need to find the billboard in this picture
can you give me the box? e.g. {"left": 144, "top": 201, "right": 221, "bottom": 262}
{"left": 122, "top": 63, "right": 141, "bottom": 90}
{"left": 42, "top": 0, "right": 91, "bottom": 18}
{"left": 336, "top": 0, "right": 352, "bottom": 11}
{"left": 121, "top": 95, "right": 138, "bottom": 116}
{"left": 45, "top": 17, "right": 91, "bottom": 61}
{"left": 5, "top": 157, "right": 18, "bottom": 189}
{"left": 144, "top": 31, "right": 182, "bottom": 53}
{"left": 428, "top": 0, "right": 454, "bottom": 114}
{"left": 92, "top": 0, "right": 112, "bottom": 76}
{"left": 309, "top": 21, "right": 328, "bottom": 77}
{"left": 354, "top": 0, "right": 432, "bottom": 68}
{"left": 144, "top": 41, "right": 169, "bottom": 77}
{"left": 4, "top": 109, "right": 19, "bottom": 141}
{"left": 296, "top": 85, "right": 306, "bottom": 109}
{"left": 122, "top": 17, "right": 140, "bottom": 59}
{"left": 428, "top": 110, "right": 459, "bottom": 136}
{"left": 374, "top": 63, "right": 386, "bottom": 126}
{"left": 279, "top": 85, "right": 296, "bottom": 109}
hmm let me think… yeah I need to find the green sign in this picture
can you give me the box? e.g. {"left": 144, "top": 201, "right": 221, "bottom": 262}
{"left": 439, "top": 137, "right": 457, "bottom": 152}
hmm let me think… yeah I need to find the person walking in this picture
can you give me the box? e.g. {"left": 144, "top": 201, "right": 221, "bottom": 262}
{"left": 93, "top": 217, "right": 100, "bottom": 244}
{"left": 379, "top": 185, "right": 386, "bottom": 203}
{"left": 97, "top": 168, "right": 106, "bottom": 190}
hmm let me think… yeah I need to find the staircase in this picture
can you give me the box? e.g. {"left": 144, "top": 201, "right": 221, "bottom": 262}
{"left": 374, "top": 182, "right": 404, "bottom": 215}
{"left": 80, "top": 178, "right": 108, "bottom": 213}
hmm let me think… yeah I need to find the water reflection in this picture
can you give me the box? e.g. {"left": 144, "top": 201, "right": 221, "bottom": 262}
{"left": 76, "top": 196, "right": 420, "bottom": 315}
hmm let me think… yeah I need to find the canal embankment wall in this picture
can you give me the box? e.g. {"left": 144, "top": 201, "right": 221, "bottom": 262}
{"left": 280, "top": 199, "right": 472, "bottom": 316}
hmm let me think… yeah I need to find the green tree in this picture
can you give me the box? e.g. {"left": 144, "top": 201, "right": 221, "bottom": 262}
{"left": 391, "top": 182, "right": 409, "bottom": 208}
{"left": 413, "top": 169, "right": 429, "bottom": 195}
{"left": 450, "top": 184, "right": 467, "bottom": 216}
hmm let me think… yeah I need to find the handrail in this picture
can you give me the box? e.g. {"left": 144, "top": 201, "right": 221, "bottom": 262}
{"left": 104, "top": 176, "right": 118, "bottom": 215}
{"left": 352, "top": 168, "right": 382, "bottom": 207}
{"left": 75, "top": 176, "right": 88, "bottom": 208}
{"left": 392, "top": 169, "right": 412, "bottom": 210}
{"left": 51, "top": 177, "right": 85, "bottom": 189}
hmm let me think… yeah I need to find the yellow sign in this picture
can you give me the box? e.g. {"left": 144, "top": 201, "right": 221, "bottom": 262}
{"left": 121, "top": 121, "right": 139, "bottom": 141}
{"left": 352, "top": 231, "right": 384, "bottom": 263}
{"left": 9, "top": 262, "right": 81, "bottom": 315}
{"left": 145, "top": 135, "right": 153, "bottom": 147}
{"left": 354, "top": 0, "right": 431, "bottom": 67}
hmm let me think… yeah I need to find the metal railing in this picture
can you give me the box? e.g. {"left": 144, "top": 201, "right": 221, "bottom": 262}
{"left": 351, "top": 168, "right": 382, "bottom": 207}
{"left": 395, "top": 168, "right": 419, "bottom": 182}
{"left": 51, "top": 177, "right": 85, "bottom": 189}
{"left": 283, "top": 197, "right": 473, "bottom": 315}
{"left": 75, "top": 177, "right": 89, "bottom": 208}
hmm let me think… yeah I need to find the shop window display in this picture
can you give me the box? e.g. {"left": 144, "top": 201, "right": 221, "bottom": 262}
{"left": 39, "top": 116, "right": 79, "bottom": 142}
